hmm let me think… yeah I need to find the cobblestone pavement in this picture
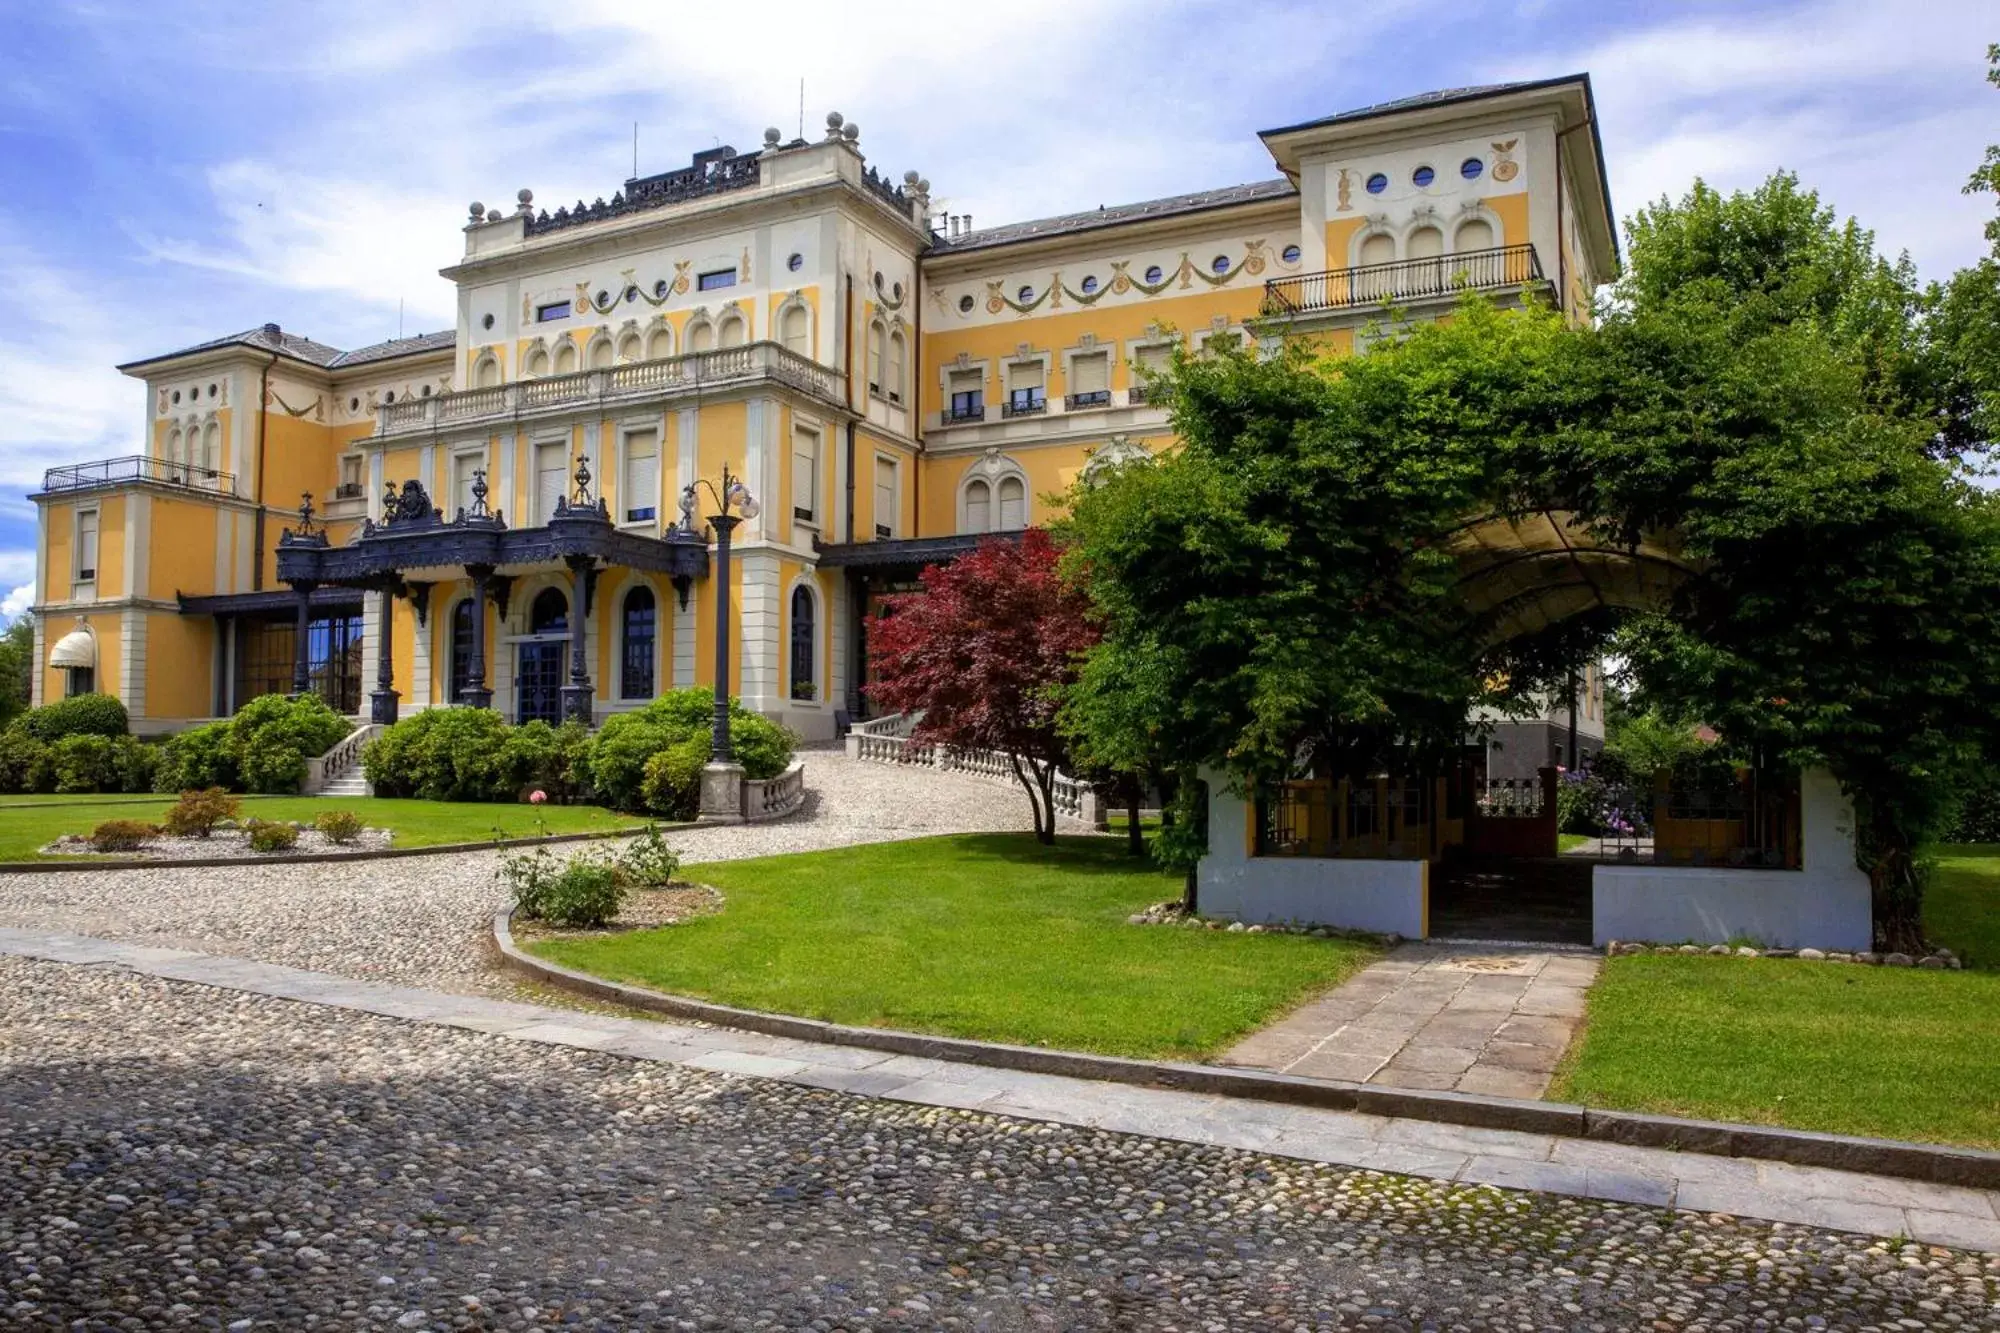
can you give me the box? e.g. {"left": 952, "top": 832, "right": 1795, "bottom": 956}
{"left": 6, "top": 956, "right": 1996, "bottom": 1332}
{"left": 1222, "top": 944, "right": 1600, "bottom": 1099}
{"left": 0, "top": 748, "right": 1078, "bottom": 1000}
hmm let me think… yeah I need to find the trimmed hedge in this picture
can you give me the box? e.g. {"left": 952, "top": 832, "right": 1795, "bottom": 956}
{"left": 12, "top": 693, "right": 128, "bottom": 742}
{"left": 364, "top": 688, "right": 795, "bottom": 814}
{"left": 151, "top": 694, "right": 352, "bottom": 796}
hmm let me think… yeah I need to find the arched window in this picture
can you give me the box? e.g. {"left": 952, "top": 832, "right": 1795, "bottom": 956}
{"left": 474, "top": 352, "right": 502, "bottom": 388}
{"left": 717, "top": 312, "right": 747, "bottom": 349}
{"left": 687, "top": 320, "right": 714, "bottom": 354}
{"left": 997, "top": 476, "right": 1026, "bottom": 530}
{"left": 1407, "top": 226, "right": 1443, "bottom": 260}
{"left": 553, "top": 340, "right": 578, "bottom": 374}
{"left": 530, "top": 587, "right": 568, "bottom": 635}
{"left": 588, "top": 334, "right": 614, "bottom": 370}
{"left": 645, "top": 324, "right": 673, "bottom": 360}
{"left": 449, "top": 599, "right": 477, "bottom": 703}
{"left": 867, "top": 321, "right": 887, "bottom": 396}
{"left": 616, "top": 331, "right": 643, "bottom": 364}
{"left": 886, "top": 329, "right": 907, "bottom": 404}
{"left": 780, "top": 304, "right": 809, "bottom": 355}
{"left": 164, "top": 429, "right": 183, "bottom": 477}
{"left": 522, "top": 344, "right": 550, "bottom": 379}
{"left": 200, "top": 423, "right": 221, "bottom": 477}
{"left": 620, "top": 586, "right": 656, "bottom": 700}
{"left": 1453, "top": 217, "right": 1495, "bottom": 252}
{"left": 964, "top": 478, "right": 991, "bottom": 533}
{"left": 1358, "top": 232, "right": 1396, "bottom": 266}
{"left": 790, "top": 584, "right": 817, "bottom": 700}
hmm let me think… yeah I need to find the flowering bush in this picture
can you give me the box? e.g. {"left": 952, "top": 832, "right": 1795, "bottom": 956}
{"left": 1556, "top": 766, "right": 1651, "bottom": 837}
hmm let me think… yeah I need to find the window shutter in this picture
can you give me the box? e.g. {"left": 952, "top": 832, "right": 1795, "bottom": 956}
{"left": 536, "top": 444, "right": 567, "bottom": 523}
{"left": 874, "top": 456, "right": 896, "bottom": 537}
{"left": 950, "top": 370, "right": 982, "bottom": 394}
{"left": 997, "top": 477, "right": 1026, "bottom": 530}
{"left": 792, "top": 428, "right": 820, "bottom": 522}
{"left": 77, "top": 513, "right": 98, "bottom": 580}
{"left": 1010, "top": 361, "right": 1044, "bottom": 392}
{"left": 964, "top": 480, "right": 990, "bottom": 533}
{"left": 623, "top": 430, "right": 659, "bottom": 522}
{"left": 1137, "top": 345, "right": 1170, "bottom": 373}
{"left": 1073, "top": 353, "right": 1109, "bottom": 394}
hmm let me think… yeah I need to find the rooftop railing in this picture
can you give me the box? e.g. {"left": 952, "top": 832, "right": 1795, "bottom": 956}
{"left": 1261, "top": 243, "right": 1544, "bottom": 318}
{"left": 42, "top": 455, "right": 236, "bottom": 497}
{"left": 377, "top": 341, "right": 844, "bottom": 436}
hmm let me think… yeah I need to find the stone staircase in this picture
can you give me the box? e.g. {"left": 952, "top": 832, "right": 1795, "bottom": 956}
{"left": 304, "top": 725, "right": 381, "bottom": 797}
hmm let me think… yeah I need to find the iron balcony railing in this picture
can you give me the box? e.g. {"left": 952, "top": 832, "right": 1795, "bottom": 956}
{"left": 376, "top": 340, "right": 844, "bottom": 437}
{"left": 1261, "top": 243, "right": 1544, "bottom": 318}
{"left": 42, "top": 454, "right": 236, "bottom": 496}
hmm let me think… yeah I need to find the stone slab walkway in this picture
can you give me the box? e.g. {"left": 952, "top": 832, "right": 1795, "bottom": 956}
{"left": 3, "top": 924, "right": 1994, "bottom": 1253}
{"left": 1219, "top": 941, "right": 1600, "bottom": 1098}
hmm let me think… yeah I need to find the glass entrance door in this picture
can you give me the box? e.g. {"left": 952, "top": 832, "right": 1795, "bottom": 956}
{"left": 516, "top": 642, "right": 565, "bottom": 724}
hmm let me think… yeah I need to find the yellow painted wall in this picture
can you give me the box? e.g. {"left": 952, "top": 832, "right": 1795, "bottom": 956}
{"left": 145, "top": 612, "right": 214, "bottom": 719}
{"left": 917, "top": 434, "right": 1173, "bottom": 538}
{"left": 146, "top": 497, "right": 220, "bottom": 601}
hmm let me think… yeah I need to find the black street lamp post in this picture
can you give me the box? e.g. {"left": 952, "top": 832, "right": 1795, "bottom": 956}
{"left": 680, "top": 465, "right": 760, "bottom": 816}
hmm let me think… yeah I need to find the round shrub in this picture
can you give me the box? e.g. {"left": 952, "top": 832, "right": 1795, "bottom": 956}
{"left": 244, "top": 818, "right": 301, "bottom": 853}
{"left": 500, "top": 720, "right": 595, "bottom": 804}
{"left": 586, "top": 714, "right": 677, "bottom": 812}
{"left": 53, "top": 734, "right": 124, "bottom": 794}
{"left": 589, "top": 688, "right": 798, "bottom": 812}
{"left": 313, "top": 809, "right": 364, "bottom": 844}
{"left": 11, "top": 693, "right": 128, "bottom": 742}
{"left": 228, "top": 693, "right": 352, "bottom": 794}
{"left": 639, "top": 732, "right": 711, "bottom": 819}
{"left": 617, "top": 823, "right": 681, "bottom": 888}
{"left": 502, "top": 848, "right": 626, "bottom": 928}
{"left": 88, "top": 819, "right": 157, "bottom": 852}
{"left": 0, "top": 731, "right": 55, "bottom": 795}
{"left": 364, "top": 707, "right": 513, "bottom": 802}
{"left": 162, "top": 787, "right": 241, "bottom": 838}
{"left": 154, "top": 721, "right": 237, "bottom": 794}
{"left": 728, "top": 711, "right": 797, "bottom": 781}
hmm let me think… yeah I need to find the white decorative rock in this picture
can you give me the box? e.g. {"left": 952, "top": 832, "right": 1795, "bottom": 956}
{"left": 1797, "top": 948, "right": 1827, "bottom": 961}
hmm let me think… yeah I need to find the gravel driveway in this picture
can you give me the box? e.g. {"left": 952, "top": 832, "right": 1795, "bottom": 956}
{"left": 0, "top": 748, "right": 1082, "bottom": 999}
{"left": 6, "top": 955, "right": 1992, "bottom": 1331}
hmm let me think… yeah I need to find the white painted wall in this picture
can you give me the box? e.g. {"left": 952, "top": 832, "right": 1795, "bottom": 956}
{"left": 1198, "top": 771, "right": 1429, "bottom": 937}
{"left": 1592, "top": 769, "right": 1873, "bottom": 951}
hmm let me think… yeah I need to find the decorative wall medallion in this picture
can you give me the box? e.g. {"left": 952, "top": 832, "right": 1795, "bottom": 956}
{"left": 1336, "top": 169, "right": 1353, "bottom": 212}
{"left": 874, "top": 271, "right": 907, "bottom": 311}
{"left": 1491, "top": 139, "right": 1519, "bottom": 183}
{"left": 740, "top": 246, "right": 751, "bottom": 282}
{"left": 1080, "top": 434, "right": 1153, "bottom": 485}
{"left": 672, "top": 260, "right": 691, "bottom": 294}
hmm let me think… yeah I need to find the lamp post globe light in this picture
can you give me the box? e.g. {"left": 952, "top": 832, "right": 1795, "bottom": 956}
{"left": 682, "top": 465, "right": 760, "bottom": 820}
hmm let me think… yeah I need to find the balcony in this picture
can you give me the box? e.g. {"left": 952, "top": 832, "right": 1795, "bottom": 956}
{"left": 1261, "top": 244, "right": 1545, "bottom": 318}
{"left": 376, "top": 341, "right": 844, "bottom": 439}
{"left": 1001, "top": 394, "right": 1047, "bottom": 419}
{"left": 42, "top": 455, "right": 236, "bottom": 497}
{"left": 1064, "top": 390, "right": 1111, "bottom": 411}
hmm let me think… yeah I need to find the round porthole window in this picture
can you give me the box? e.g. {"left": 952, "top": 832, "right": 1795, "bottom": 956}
{"left": 1461, "top": 157, "right": 1483, "bottom": 181}
{"left": 1144, "top": 265, "right": 1163, "bottom": 284}
{"left": 595, "top": 289, "right": 608, "bottom": 306}
{"left": 1212, "top": 254, "right": 1230, "bottom": 274}
{"left": 172, "top": 390, "right": 181, "bottom": 404}
{"left": 654, "top": 279, "right": 669, "bottom": 298}
{"left": 207, "top": 383, "right": 217, "bottom": 397}
{"left": 1017, "top": 284, "right": 1034, "bottom": 303}
{"left": 1412, "top": 166, "right": 1435, "bottom": 188}
{"left": 384, "top": 391, "right": 395, "bottom": 404}
{"left": 957, "top": 294, "right": 974, "bottom": 313}
{"left": 892, "top": 281, "right": 904, "bottom": 300}
{"left": 787, "top": 252, "right": 804, "bottom": 272}
{"left": 1281, "top": 244, "right": 1301, "bottom": 264}
{"left": 481, "top": 313, "right": 495, "bottom": 330}
{"left": 1365, "top": 172, "right": 1388, "bottom": 195}
{"left": 349, "top": 397, "right": 360, "bottom": 412}
{"left": 420, "top": 385, "right": 431, "bottom": 397}
{"left": 1080, "top": 275, "right": 1099, "bottom": 295}
{"left": 624, "top": 285, "right": 639, "bottom": 302}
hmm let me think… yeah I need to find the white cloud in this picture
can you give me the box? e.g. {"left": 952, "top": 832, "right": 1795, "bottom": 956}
{"left": 0, "top": 583, "right": 32, "bottom": 621}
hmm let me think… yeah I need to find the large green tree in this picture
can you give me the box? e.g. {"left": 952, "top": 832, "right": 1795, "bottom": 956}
{"left": 1062, "top": 176, "right": 2000, "bottom": 948}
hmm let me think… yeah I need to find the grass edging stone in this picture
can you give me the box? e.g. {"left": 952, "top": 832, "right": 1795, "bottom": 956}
{"left": 495, "top": 906, "right": 2000, "bottom": 1191}
{"left": 0, "top": 824, "right": 679, "bottom": 875}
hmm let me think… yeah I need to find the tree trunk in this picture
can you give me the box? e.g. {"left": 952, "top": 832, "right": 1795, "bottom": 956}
{"left": 1008, "top": 752, "right": 1055, "bottom": 845}
{"left": 1862, "top": 815, "right": 1926, "bottom": 954}
{"left": 1036, "top": 764, "right": 1058, "bottom": 845}
{"left": 1126, "top": 789, "right": 1143, "bottom": 857}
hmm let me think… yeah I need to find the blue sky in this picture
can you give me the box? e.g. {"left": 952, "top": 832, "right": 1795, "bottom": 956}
{"left": 0, "top": 0, "right": 1993, "bottom": 616}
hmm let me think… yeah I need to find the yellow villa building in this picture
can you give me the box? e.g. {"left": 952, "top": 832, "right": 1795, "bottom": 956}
{"left": 29, "top": 76, "right": 1614, "bottom": 746}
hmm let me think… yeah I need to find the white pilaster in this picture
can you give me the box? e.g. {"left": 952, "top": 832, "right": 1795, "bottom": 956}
{"left": 672, "top": 584, "right": 695, "bottom": 688}
{"left": 119, "top": 607, "right": 146, "bottom": 720}
{"left": 736, "top": 550, "right": 782, "bottom": 715}
{"left": 829, "top": 572, "right": 850, "bottom": 717}
{"left": 30, "top": 615, "right": 44, "bottom": 708}
{"left": 744, "top": 399, "right": 766, "bottom": 544}
{"left": 359, "top": 590, "right": 383, "bottom": 720}
{"left": 125, "top": 493, "right": 149, "bottom": 603}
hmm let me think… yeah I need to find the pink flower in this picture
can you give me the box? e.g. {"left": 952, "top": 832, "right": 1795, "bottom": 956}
{"left": 529, "top": 790, "right": 547, "bottom": 805}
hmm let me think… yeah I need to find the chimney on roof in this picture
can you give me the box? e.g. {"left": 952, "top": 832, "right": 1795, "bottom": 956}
{"left": 262, "top": 322, "right": 282, "bottom": 342}
{"left": 962, "top": 213, "right": 971, "bottom": 234}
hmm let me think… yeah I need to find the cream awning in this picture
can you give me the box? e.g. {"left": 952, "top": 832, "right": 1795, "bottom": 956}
{"left": 48, "top": 629, "right": 95, "bottom": 669}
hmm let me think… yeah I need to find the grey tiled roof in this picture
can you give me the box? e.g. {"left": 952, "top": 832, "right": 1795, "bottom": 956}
{"left": 118, "top": 323, "right": 455, "bottom": 374}
{"left": 930, "top": 178, "right": 1296, "bottom": 254}
{"left": 1261, "top": 75, "right": 1586, "bottom": 138}
{"left": 327, "top": 329, "right": 457, "bottom": 368}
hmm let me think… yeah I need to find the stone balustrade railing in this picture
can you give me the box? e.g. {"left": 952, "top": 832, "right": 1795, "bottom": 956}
{"left": 846, "top": 720, "right": 1103, "bottom": 826}
{"left": 743, "top": 759, "right": 806, "bottom": 822}
{"left": 303, "top": 724, "right": 382, "bottom": 795}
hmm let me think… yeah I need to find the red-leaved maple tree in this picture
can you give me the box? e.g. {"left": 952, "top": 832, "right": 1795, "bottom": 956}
{"left": 865, "top": 530, "right": 1099, "bottom": 843}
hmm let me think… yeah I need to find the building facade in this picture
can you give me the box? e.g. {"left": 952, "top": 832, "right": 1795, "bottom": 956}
{"left": 29, "top": 77, "right": 1615, "bottom": 741}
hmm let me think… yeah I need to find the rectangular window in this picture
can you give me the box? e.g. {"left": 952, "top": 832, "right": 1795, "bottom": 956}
{"left": 1130, "top": 343, "right": 1172, "bottom": 403}
{"left": 874, "top": 455, "right": 897, "bottom": 539}
{"left": 622, "top": 429, "right": 659, "bottom": 524}
{"left": 534, "top": 442, "right": 568, "bottom": 525}
{"left": 1067, "top": 351, "right": 1110, "bottom": 408}
{"left": 948, "top": 370, "right": 985, "bottom": 422}
{"left": 1004, "top": 362, "right": 1046, "bottom": 417}
{"left": 74, "top": 510, "right": 98, "bottom": 584}
{"left": 336, "top": 454, "right": 365, "bottom": 499}
{"left": 792, "top": 425, "right": 821, "bottom": 524}
{"left": 534, "top": 300, "right": 571, "bottom": 323}
{"left": 697, "top": 269, "right": 736, "bottom": 291}
{"left": 451, "top": 451, "right": 483, "bottom": 520}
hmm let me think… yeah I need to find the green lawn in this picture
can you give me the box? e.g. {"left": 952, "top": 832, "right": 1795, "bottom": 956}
{"left": 0, "top": 796, "right": 648, "bottom": 861}
{"left": 1552, "top": 844, "right": 2000, "bottom": 1147}
{"left": 532, "top": 833, "right": 1383, "bottom": 1061}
